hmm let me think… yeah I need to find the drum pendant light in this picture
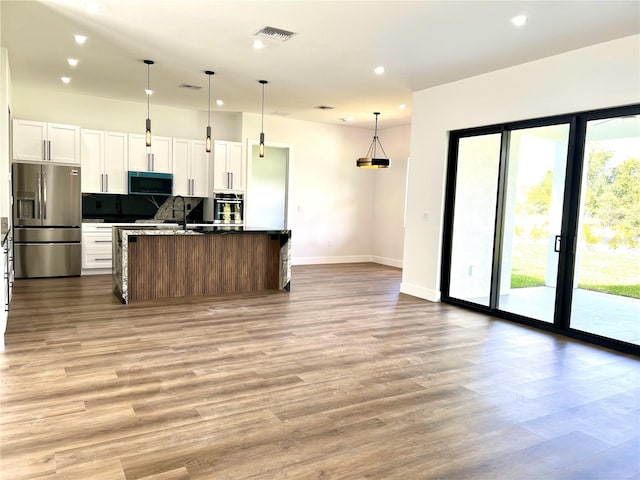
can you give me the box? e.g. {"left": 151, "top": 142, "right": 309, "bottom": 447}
{"left": 143, "top": 59, "right": 154, "bottom": 147}
{"left": 258, "top": 80, "right": 268, "bottom": 158}
{"left": 205, "top": 70, "right": 215, "bottom": 152}
{"left": 356, "top": 112, "right": 391, "bottom": 168}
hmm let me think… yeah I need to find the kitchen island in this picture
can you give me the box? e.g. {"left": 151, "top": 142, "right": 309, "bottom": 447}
{"left": 112, "top": 226, "right": 291, "bottom": 303}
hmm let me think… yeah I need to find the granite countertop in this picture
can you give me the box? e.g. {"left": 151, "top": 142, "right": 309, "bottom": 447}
{"left": 114, "top": 225, "right": 290, "bottom": 235}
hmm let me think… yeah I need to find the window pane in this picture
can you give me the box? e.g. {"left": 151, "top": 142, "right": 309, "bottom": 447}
{"left": 571, "top": 115, "right": 640, "bottom": 344}
{"left": 449, "top": 134, "right": 501, "bottom": 305}
{"left": 498, "top": 124, "right": 570, "bottom": 323}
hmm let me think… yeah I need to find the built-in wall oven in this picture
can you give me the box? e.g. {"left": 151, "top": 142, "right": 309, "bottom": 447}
{"left": 212, "top": 193, "right": 243, "bottom": 224}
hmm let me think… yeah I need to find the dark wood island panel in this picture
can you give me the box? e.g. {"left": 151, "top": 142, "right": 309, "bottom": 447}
{"left": 125, "top": 232, "right": 287, "bottom": 303}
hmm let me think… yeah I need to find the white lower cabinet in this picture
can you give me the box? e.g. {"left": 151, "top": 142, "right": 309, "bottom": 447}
{"left": 82, "top": 224, "right": 115, "bottom": 274}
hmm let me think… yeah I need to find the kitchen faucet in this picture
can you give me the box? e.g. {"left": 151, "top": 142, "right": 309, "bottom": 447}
{"left": 172, "top": 195, "right": 188, "bottom": 231}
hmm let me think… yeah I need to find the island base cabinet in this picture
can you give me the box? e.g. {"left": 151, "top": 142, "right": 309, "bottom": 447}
{"left": 127, "top": 234, "right": 280, "bottom": 302}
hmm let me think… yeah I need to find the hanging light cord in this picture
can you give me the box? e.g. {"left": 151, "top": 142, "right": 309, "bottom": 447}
{"left": 366, "top": 113, "right": 388, "bottom": 159}
{"left": 261, "top": 82, "right": 265, "bottom": 133}
{"left": 208, "top": 74, "right": 211, "bottom": 127}
{"left": 146, "top": 63, "right": 150, "bottom": 119}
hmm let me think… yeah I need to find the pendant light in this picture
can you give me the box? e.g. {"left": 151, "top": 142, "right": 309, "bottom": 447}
{"left": 258, "top": 80, "right": 268, "bottom": 158}
{"left": 356, "top": 112, "right": 391, "bottom": 168}
{"left": 205, "top": 70, "right": 215, "bottom": 152}
{"left": 143, "top": 59, "right": 154, "bottom": 147}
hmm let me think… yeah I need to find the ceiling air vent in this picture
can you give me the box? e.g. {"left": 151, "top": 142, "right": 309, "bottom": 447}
{"left": 179, "top": 83, "right": 202, "bottom": 90}
{"left": 255, "top": 26, "right": 296, "bottom": 42}
{"left": 315, "top": 105, "right": 335, "bottom": 110}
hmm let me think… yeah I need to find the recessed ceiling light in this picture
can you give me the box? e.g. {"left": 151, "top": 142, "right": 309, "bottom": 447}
{"left": 86, "top": 2, "right": 101, "bottom": 14}
{"left": 216, "top": 99, "right": 224, "bottom": 106}
{"left": 374, "top": 66, "right": 385, "bottom": 75}
{"left": 252, "top": 39, "right": 265, "bottom": 49}
{"left": 61, "top": 77, "right": 71, "bottom": 84}
{"left": 399, "top": 104, "right": 406, "bottom": 110}
{"left": 511, "top": 15, "right": 527, "bottom": 27}
{"left": 341, "top": 117, "right": 354, "bottom": 123}
{"left": 145, "top": 89, "right": 153, "bottom": 96}
{"left": 67, "top": 58, "right": 79, "bottom": 67}
{"left": 74, "top": 34, "right": 87, "bottom": 45}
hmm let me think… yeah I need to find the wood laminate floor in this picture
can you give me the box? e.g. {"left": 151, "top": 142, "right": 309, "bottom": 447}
{"left": 1, "top": 263, "right": 639, "bottom": 479}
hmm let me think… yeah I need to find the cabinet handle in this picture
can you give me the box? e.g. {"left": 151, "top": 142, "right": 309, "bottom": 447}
{"left": 95, "top": 240, "right": 112, "bottom": 243}
{"left": 95, "top": 258, "right": 111, "bottom": 261}
{"left": 105, "top": 174, "right": 109, "bottom": 192}
{"left": 100, "top": 173, "right": 104, "bottom": 192}
{"left": 48, "top": 140, "right": 52, "bottom": 160}
{"left": 230, "top": 172, "right": 233, "bottom": 189}
{"left": 42, "top": 140, "right": 46, "bottom": 161}
{"left": 152, "top": 153, "right": 155, "bottom": 171}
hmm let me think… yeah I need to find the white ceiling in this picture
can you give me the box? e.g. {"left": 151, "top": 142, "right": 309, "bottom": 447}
{"left": 2, "top": 1, "right": 639, "bottom": 129}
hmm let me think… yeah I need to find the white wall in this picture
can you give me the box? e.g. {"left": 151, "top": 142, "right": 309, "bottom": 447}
{"left": 0, "top": 48, "right": 11, "bottom": 224}
{"left": 402, "top": 34, "right": 640, "bottom": 302}
{"left": 11, "top": 86, "right": 242, "bottom": 142}
{"left": 371, "top": 123, "right": 410, "bottom": 268}
{"left": 242, "top": 112, "right": 376, "bottom": 264}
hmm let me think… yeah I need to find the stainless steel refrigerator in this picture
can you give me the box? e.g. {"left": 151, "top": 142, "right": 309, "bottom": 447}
{"left": 12, "top": 162, "right": 81, "bottom": 278}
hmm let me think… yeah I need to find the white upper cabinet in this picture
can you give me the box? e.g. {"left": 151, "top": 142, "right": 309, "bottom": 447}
{"left": 172, "top": 138, "right": 210, "bottom": 197}
{"left": 128, "top": 134, "right": 172, "bottom": 173}
{"left": 13, "top": 119, "right": 80, "bottom": 165}
{"left": 190, "top": 140, "right": 209, "bottom": 197}
{"left": 213, "top": 140, "right": 244, "bottom": 192}
{"left": 81, "top": 129, "right": 128, "bottom": 194}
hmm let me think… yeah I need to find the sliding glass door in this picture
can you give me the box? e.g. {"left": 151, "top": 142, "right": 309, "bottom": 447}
{"left": 448, "top": 133, "right": 501, "bottom": 306}
{"left": 442, "top": 104, "right": 640, "bottom": 354}
{"left": 498, "top": 124, "right": 570, "bottom": 323}
{"left": 570, "top": 114, "right": 640, "bottom": 344}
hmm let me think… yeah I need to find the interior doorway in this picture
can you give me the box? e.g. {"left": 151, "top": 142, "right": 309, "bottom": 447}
{"left": 245, "top": 141, "right": 290, "bottom": 230}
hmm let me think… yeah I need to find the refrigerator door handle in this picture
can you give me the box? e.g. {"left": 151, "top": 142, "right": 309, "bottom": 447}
{"left": 42, "top": 170, "right": 47, "bottom": 220}
{"left": 37, "top": 170, "right": 42, "bottom": 220}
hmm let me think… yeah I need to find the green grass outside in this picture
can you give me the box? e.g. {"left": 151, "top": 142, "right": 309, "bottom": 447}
{"left": 511, "top": 274, "right": 544, "bottom": 288}
{"left": 510, "top": 241, "right": 640, "bottom": 299}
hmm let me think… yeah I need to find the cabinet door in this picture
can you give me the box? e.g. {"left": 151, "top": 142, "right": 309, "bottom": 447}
{"left": 190, "top": 140, "right": 210, "bottom": 197}
{"left": 103, "top": 132, "right": 128, "bottom": 194}
{"left": 151, "top": 136, "right": 173, "bottom": 173}
{"left": 128, "top": 134, "right": 150, "bottom": 172}
{"left": 227, "top": 142, "right": 244, "bottom": 191}
{"left": 172, "top": 138, "right": 191, "bottom": 196}
{"left": 80, "top": 129, "right": 104, "bottom": 193}
{"left": 12, "top": 119, "right": 46, "bottom": 162}
{"left": 48, "top": 123, "right": 81, "bottom": 164}
{"left": 213, "top": 141, "right": 229, "bottom": 190}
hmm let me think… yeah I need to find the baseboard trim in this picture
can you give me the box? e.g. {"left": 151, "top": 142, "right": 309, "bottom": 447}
{"left": 371, "top": 256, "right": 403, "bottom": 269}
{"left": 400, "top": 282, "right": 441, "bottom": 302}
{"left": 82, "top": 268, "right": 111, "bottom": 276}
{"left": 292, "top": 255, "right": 373, "bottom": 265}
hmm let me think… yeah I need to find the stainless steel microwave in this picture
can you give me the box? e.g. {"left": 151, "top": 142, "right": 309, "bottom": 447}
{"left": 128, "top": 171, "right": 173, "bottom": 196}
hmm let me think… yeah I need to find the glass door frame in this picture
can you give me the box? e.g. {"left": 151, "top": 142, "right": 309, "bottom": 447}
{"left": 441, "top": 103, "right": 640, "bottom": 356}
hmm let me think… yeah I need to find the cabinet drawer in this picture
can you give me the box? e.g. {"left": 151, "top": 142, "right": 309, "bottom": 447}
{"left": 82, "top": 233, "right": 113, "bottom": 248}
{"left": 83, "top": 252, "right": 113, "bottom": 269}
